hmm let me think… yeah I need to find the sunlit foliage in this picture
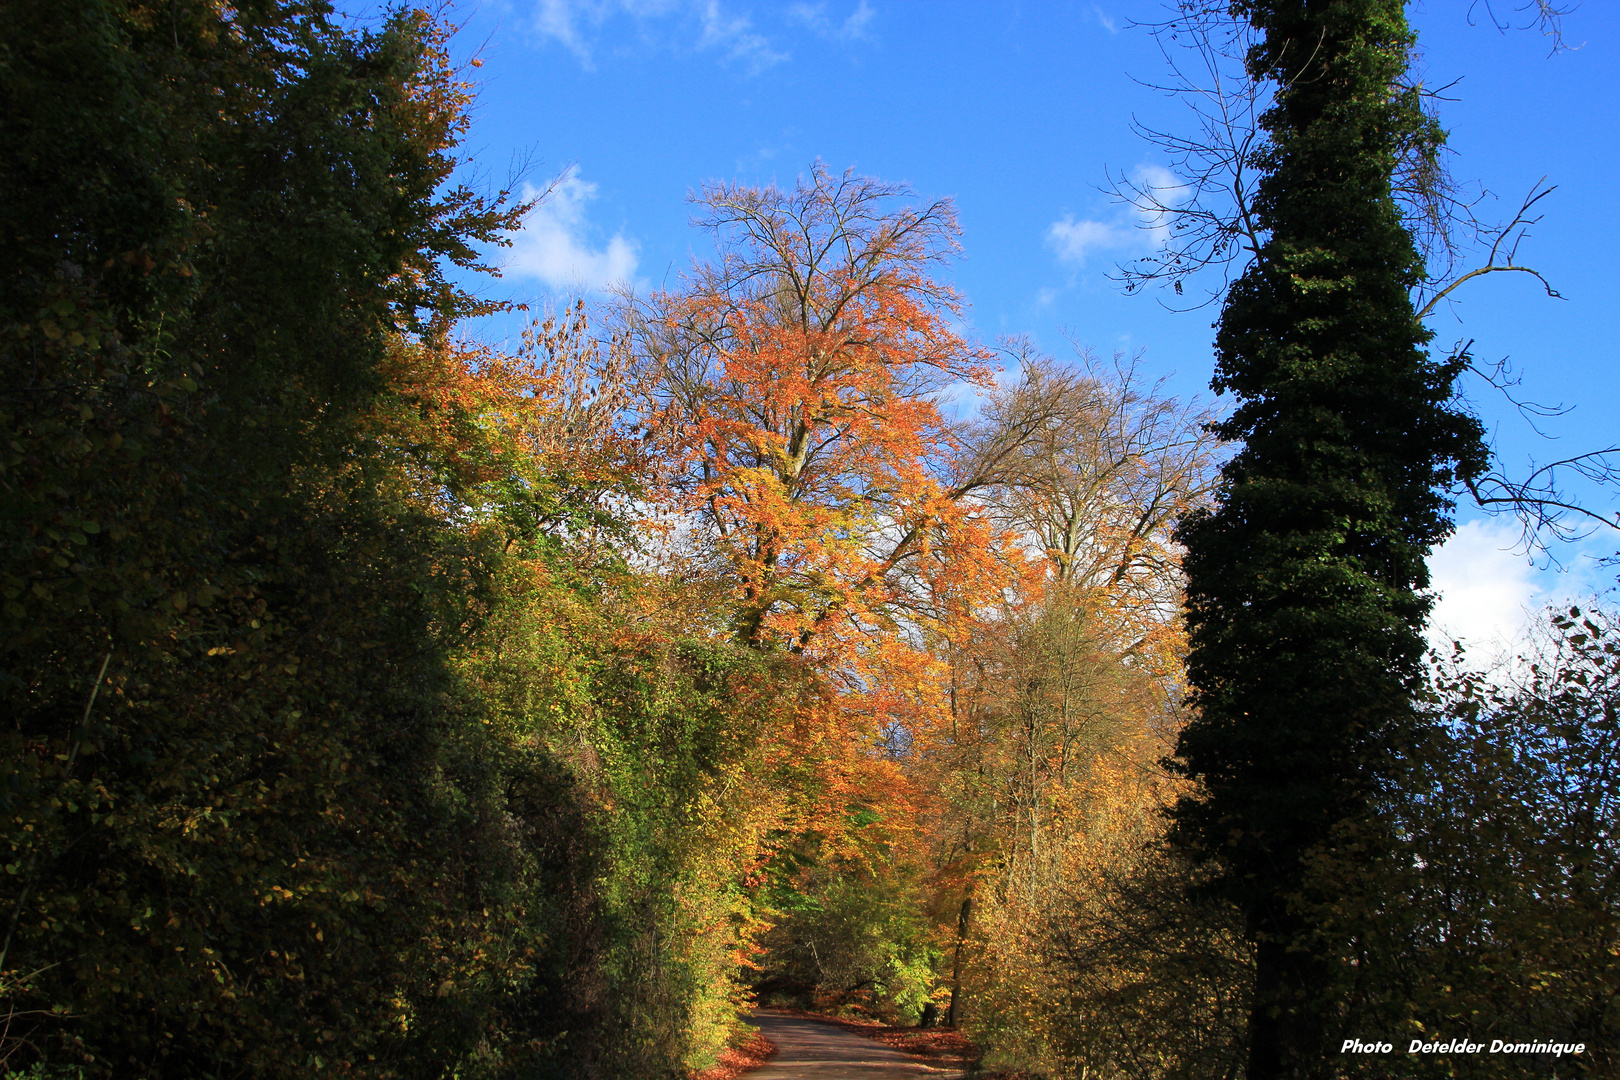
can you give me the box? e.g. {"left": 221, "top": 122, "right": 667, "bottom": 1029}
{"left": 4, "top": 4, "right": 1605, "bottom": 1078}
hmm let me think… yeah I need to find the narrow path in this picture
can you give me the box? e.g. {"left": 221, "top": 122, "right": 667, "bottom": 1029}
{"left": 743, "top": 1011, "right": 967, "bottom": 1079}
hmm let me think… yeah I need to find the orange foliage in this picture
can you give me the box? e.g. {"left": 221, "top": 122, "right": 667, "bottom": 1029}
{"left": 628, "top": 165, "right": 1023, "bottom": 753}
{"left": 617, "top": 168, "right": 1048, "bottom": 923}
{"left": 687, "top": 1029, "right": 777, "bottom": 1080}
{"left": 375, "top": 305, "right": 638, "bottom": 488}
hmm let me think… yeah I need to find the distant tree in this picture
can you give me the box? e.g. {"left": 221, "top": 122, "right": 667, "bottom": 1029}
{"left": 1165, "top": 2, "right": 1489, "bottom": 1077}
{"left": 898, "top": 353, "right": 1219, "bottom": 1065}
{"left": 974, "top": 350, "right": 1218, "bottom": 640}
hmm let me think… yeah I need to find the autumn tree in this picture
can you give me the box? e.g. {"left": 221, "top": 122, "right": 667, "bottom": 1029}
{"left": 946, "top": 354, "right": 1216, "bottom": 889}
{"left": 1164, "top": 2, "right": 1489, "bottom": 1076}
{"left": 0, "top": 4, "right": 862, "bottom": 1077}
{"left": 975, "top": 351, "right": 1219, "bottom": 646}
{"left": 892, "top": 352, "right": 1219, "bottom": 1056}
{"left": 625, "top": 163, "right": 1014, "bottom": 668}
{"left": 621, "top": 166, "right": 1042, "bottom": 1028}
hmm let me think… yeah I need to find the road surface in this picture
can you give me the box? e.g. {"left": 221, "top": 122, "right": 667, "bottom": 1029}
{"left": 743, "top": 1011, "right": 967, "bottom": 1080}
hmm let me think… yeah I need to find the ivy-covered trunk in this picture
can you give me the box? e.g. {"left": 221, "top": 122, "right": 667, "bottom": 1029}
{"left": 1169, "top": 2, "right": 1487, "bottom": 1076}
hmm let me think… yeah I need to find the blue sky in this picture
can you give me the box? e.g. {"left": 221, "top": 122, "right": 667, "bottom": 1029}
{"left": 444, "top": 0, "right": 1620, "bottom": 655}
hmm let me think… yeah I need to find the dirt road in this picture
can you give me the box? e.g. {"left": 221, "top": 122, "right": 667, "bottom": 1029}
{"left": 743, "top": 1011, "right": 967, "bottom": 1080}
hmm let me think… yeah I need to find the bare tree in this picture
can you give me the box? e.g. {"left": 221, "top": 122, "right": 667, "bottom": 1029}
{"left": 1105, "top": 2, "right": 1266, "bottom": 304}
{"left": 971, "top": 345, "right": 1222, "bottom": 643}
{"left": 1109, "top": 1, "right": 1558, "bottom": 303}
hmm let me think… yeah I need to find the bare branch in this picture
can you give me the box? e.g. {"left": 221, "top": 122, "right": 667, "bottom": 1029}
{"left": 1468, "top": 0, "right": 1581, "bottom": 55}
{"left": 1106, "top": 2, "right": 1505, "bottom": 307}
{"left": 1416, "top": 179, "right": 1565, "bottom": 318}
{"left": 1455, "top": 347, "right": 1572, "bottom": 447}
{"left": 1116, "top": 6, "right": 1611, "bottom": 553}
{"left": 966, "top": 344, "right": 1223, "bottom": 631}
{"left": 1107, "top": 2, "right": 1266, "bottom": 305}
{"left": 1466, "top": 448, "right": 1620, "bottom": 555}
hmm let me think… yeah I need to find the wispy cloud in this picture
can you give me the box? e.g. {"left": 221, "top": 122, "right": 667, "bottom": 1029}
{"left": 532, "top": 0, "right": 593, "bottom": 63}
{"left": 735, "top": 138, "right": 796, "bottom": 175}
{"left": 1129, "top": 163, "right": 1185, "bottom": 244}
{"left": 506, "top": 168, "right": 639, "bottom": 292}
{"left": 787, "top": 0, "right": 875, "bottom": 41}
{"left": 1047, "top": 216, "right": 1135, "bottom": 264}
{"left": 697, "top": 0, "right": 788, "bottom": 70}
{"left": 531, "top": 0, "right": 787, "bottom": 72}
{"left": 1091, "top": 5, "right": 1118, "bottom": 34}
{"left": 1046, "top": 163, "right": 1187, "bottom": 265}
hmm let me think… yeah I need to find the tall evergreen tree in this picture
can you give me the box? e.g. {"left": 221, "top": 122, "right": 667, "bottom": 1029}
{"left": 1168, "top": 2, "right": 1488, "bottom": 1076}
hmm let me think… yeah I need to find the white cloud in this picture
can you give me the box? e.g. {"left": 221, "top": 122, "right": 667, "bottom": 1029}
{"left": 506, "top": 168, "right": 639, "bottom": 292}
{"left": 735, "top": 140, "right": 792, "bottom": 174}
{"left": 531, "top": 0, "right": 786, "bottom": 71}
{"left": 533, "top": 0, "right": 594, "bottom": 63}
{"left": 788, "top": 0, "right": 875, "bottom": 40}
{"left": 1092, "top": 5, "right": 1118, "bottom": 33}
{"left": 1047, "top": 163, "right": 1188, "bottom": 265}
{"left": 1130, "top": 163, "right": 1186, "bottom": 245}
{"left": 1427, "top": 519, "right": 1540, "bottom": 659}
{"left": 1426, "top": 518, "right": 1610, "bottom": 671}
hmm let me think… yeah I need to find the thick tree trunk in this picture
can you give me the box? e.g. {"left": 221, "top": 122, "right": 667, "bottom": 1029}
{"left": 1248, "top": 934, "right": 1329, "bottom": 1080}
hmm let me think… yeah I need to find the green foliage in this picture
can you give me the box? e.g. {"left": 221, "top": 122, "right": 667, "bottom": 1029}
{"left": 450, "top": 567, "right": 794, "bottom": 1076}
{"left": 1295, "top": 608, "right": 1620, "bottom": 1079}
{"left": 0, "top": 1, "right": 792, "bottom": 1076}
{"left": 756, "top": 839, "right": 942, "bottom": 1024}
{"left": 0, "top": 1, "right": 554, "bottom": 1073}
{"left": 29, "top": 3, "right": 1604, "bottom": 1078}
{"left": 1170, "top": 1, "right": 1488, "bottom": 1073}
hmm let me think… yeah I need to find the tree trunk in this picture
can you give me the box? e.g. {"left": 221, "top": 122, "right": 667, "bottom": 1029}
{"left": 946, "top": 891, "right": 973, "bottom": 1027}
